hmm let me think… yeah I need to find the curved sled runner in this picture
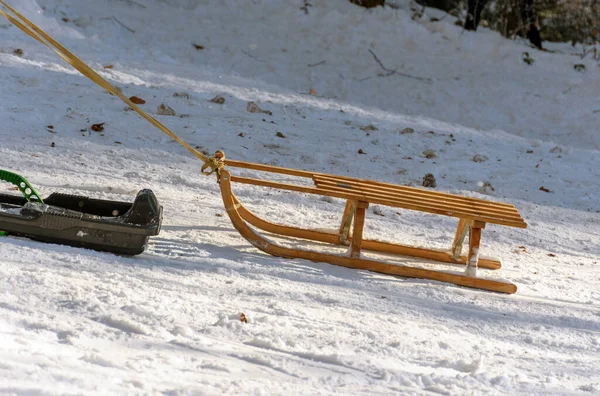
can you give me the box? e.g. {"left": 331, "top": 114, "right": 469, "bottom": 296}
{"left": 217, "top": 154, "right": 527, "bottom": 294}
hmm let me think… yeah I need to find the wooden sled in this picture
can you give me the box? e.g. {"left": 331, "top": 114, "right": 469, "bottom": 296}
{"left": 215, "top": 152, "right": 527, "bottom": 294}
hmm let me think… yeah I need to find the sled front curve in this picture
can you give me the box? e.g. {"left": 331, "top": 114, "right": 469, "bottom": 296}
{"left": 219, "top": 169, "right": 518, "bottom": 294}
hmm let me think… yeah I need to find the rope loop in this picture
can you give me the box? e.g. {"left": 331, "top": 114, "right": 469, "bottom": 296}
{"left": 200, "top": 150, "right": 226, "bottom": 177}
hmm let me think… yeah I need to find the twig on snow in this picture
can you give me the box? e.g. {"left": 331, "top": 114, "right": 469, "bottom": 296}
{"left": 119, "top": 0, "right": 146, "bottom": 8}
{"left": 113, "top": 16, "right": 135, "bottom": 33}
{"left": 579, "top": 46, "right": 599, "bottom": 61}
{"left": 368, "top": 49, "right": 431, "bottom": 82}
{"left": 100, "top": 16, "right": 135, "bottom": 33}
{"left": 241, "top": 49, "right": 266, "bottom": 63}
{"left": 300, "top": 1, "right": 312, "bottom": 15}
{"left": 368, "top": 49, "right": 396, "bottom": 75}
{"left": 308, "top": 60, "right": 326, "bottom": 67}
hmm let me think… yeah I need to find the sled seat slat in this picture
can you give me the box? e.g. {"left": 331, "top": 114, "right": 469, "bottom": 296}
{"left": 313, "top": 176, "right": 527, "bottom": 228}
{"left": 313, "top": 175, "right": 517, "bottom": 211}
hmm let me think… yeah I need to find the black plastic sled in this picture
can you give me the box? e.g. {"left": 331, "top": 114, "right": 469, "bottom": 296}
{"left": 0, "top": 171, "right": 162, "bottom": 255}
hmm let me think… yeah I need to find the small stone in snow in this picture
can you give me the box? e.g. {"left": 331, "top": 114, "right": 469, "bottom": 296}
{"left": 422, "top": 173, "right": 436, "bottom": 188}
{"left": 360, "top": 124, "right": 378, "bottom": 131}
{"left": 210, "top": 95, "right": 225, "bottom": 104}
{"left": 423, "top": 149, "right": 437, "bottom": 159}
{"left": 91, "top": 123, "right": 105, "bottom": 132}
{"left": 247, "top": 101, "right": 272, "bottom": 116}
{"left": 157, "top": 104, "right": 176, "bottom": 116}
{"left": 478, "top": 181, "right": 495, "bottom": 193}
{"left": 173, "top": 92, "right": 190, "bottom": 99}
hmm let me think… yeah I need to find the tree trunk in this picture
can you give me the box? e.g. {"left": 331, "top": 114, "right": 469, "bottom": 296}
{"left": 520, "top": 0, "right": 543, "bottom": 49}
{"left": 464, "top": 0, "right": 489, "bottom": 31}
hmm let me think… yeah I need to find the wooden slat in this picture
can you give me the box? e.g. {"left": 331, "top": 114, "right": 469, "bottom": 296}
{"left": 230, "top": 175, "right": 359, "bottom": 201}
{"left": 350, "top": 204, "right": 367, "bottom": 258}
{"left": 358, "top": 239, "right": 502, "bottom": 270}
{"left": 466, "top": 226, "right": 482, "bottom": 277}
{"left": 339, "top": 200, "right": 356, "bottom": 244}
{"left": 315, "top": 184, "right": 527, "bottom": 228}
{"left": 314, "top": 178, "right": 522, "bottom": 220}
{"left": 322, "top": 175, "right": 516, "bottom": 209}
{"left": 314, "top": 175, "right": 520, "bottom": 214}
{"left": 226, "top": 159, "right": 315, "bottom": 178}
{"left": 451, "top": 219, "right": 469, "bottom": 260}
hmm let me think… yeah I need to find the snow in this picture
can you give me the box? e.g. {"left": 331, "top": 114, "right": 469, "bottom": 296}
{"left": 1, "top": 0, "right": 599, "bottom": 394}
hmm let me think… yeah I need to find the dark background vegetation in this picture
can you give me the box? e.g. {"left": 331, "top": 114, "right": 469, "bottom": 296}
{"left": 351, "top": 0, "right": 599, "bottom": 49}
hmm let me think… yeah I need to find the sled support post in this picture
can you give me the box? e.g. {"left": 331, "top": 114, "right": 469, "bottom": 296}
{"left": 339, "top": 200, "right": 356, "bottom": 244}
{"left": 466, "top": 221, "right": 485, "bottom": 277}
{"left": 451, "top": 218, "right": 470, "bottom": 260}
{"left": 222, "top": 154, "right": 526, "bottom": 294}
{"left": 350, "top": 201, "right": 368, "bottom": 258}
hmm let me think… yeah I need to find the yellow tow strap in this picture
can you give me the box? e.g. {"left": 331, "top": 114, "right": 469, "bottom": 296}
{"left": 0, "top": 0, "right": 224, "bottom": 175}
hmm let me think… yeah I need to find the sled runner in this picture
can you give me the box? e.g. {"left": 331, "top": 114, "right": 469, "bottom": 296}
{"left": 0, "top": 1, "right": 527, "bottom": 292}
{"left": 0, "top": 170, "right": 162, "bottom": 255}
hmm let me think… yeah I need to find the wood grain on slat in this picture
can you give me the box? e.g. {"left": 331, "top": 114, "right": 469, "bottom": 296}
{"left": 451, "top": 219, "right": 470, "bottom": 259}
{"left": 314, "top": 179, "right": 522, "bottom": 220}
{"left": 314, "top": 181, "right": 525, "bottom": 223}
{"left": 350, "top": 203, "right": 367, "bottom": 258}
{"left": 339, "top": 200, "right": 356, "bottom": 244}
{"left": 226, "top": 159, "right": 315, "bottom": 178}
{"left": 315, "top": 184, "right": 526, "bottom": 228}
{"left": 313, "top": 175, "right": 520, "bottom": 215}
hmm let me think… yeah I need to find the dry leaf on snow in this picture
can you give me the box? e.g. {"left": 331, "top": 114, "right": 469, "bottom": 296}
{"left": 129, "top": 96, "right": 146, "bottom": 104}
{"left": 91, "top": 123, "right": 105, "bottom": 132}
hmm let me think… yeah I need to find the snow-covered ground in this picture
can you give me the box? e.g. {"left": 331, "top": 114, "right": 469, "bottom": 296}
{"left": 1, "top": 0, "right": 599, "bottom": 394}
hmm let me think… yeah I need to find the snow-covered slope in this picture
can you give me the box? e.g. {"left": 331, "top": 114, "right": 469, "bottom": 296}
{"left": 1, "top": 0, "right": 599, "bottom": 394}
